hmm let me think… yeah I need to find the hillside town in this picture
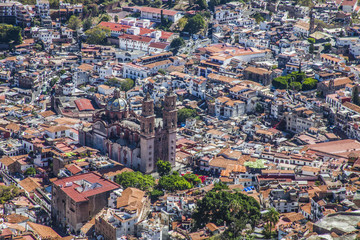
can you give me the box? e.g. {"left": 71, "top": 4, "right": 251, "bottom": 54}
{"left": 2, "top": 0, "right": 360, "bottom": 239}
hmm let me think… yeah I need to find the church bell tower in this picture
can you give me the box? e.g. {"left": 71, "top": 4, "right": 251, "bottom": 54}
{"left": 140, "top": 93, "right": 156, "bottom": 173}
{"left": 162, "top": 89, "right": 177, "bottom": 166}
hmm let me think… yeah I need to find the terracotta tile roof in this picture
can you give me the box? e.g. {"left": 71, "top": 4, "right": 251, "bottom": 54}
{"left": 74, "top": 99, "right": 95, "bottom": 111}
{"left": 282, "top": 212, "right": 306, "bottom": 222}
{"left": 6, "top": 213, "right": 29, "bottom": 223}
{"left": 306, "top": 139, "right": 360, "bottom": 157}
{"left": 301, "top": 203, "right": 311, "bottom": 215}
{"left": 98, "top": 21, "right": 131, "bottom": 31}
{"left": 45, "top": 125, "right": 71, "bottom": 133}
{"left": 78, "top": 63, "right": 93, "bottom": 72}
{"left": 19, "top": 177, "right": 42, "bottom": 193}
{"left": 27, "top": 222, "right": 61, "bottom": 239}
{"left": 65, "top": 164, "right": 82, "bottom": 175}
{"left": 343, "top": 101, "right": 360, "bottom": 114}
{"left": 118, "top": 34, "right": 152, "bottom": 43}
{"left": 5, "top": 123, "right": 20, "bottom": 131}
{"left": 39, "top": 110, "right": 56, "bottom": 118}
{"left": 149, "top": 42, "right": 169, "bottom": 49}
{"left": 245, "top": 66, "right": 270, "bottom": 75}
{"left": 116, "top": 187, "right": 145, "bottom": 211}
{"left": 206, "top": 223, "right": 218, "bottom": 232}
{"left": 53, "top": 172, "right": 120, "bottom": 203}
{"left": 137, "top": 6, "right": 179, "bottom": 16}
{"left": 0, "top": 156, "right": 15, "bottom": 167}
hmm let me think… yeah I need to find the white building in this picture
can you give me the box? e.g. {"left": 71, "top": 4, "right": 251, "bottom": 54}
{"left": 189, "top": 77, "right": 206, "bottom": 99}
{"left": 35, "top": 0, "right": 50, "bottom": 18}
{"left": 215, "top": 6, "right": 242, "bottom": 24}
{"left": 118, "top": 34, "right": 153, "bottom": 52}
{"left": 98, "top": 84, "right": 115, "bottom": 95}
{"left": 215, "top": 96, "right": 246, "bottom": 119}
{"left": 122, "top": 63, "right": 149, "bottom": 79}
{"left": 137, "top": 6, "right": 183, "bottom": 23}
{"left": 44, "top": 125, "right": 71, "bottom": 139}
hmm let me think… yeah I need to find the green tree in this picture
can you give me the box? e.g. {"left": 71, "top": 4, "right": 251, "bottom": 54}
{"left": 156, "top": 159, "right": 172, "bottom": 176}
{"left": 213, "top": 182, "right": 229, "bottom": 191}
{"left": 272, "top": 76, "right": 288, "bottom": 89}
{"left": 24, "top": 167, "right": 36, "bottom": 176}
{"left": 158, "top": 17, "right": 172, "bottom": 31}
{"left": 353, "top": 87, "right": 360, "bottom": 106}
{"left": 302, "top": 78, "right": 318, "bottom": 91}
{"left": 307, "top": 38, "right": 315, "bottom": 44}
{"left": 151, "top": 0, "right": 162, "bottom": 7}
{"left": 183, "top": 173, "right": 201, "bottom": 186}
{"left": 83, "top": 18, "right": 93, "bottom": 31}
{"left": 192, "top": 190, "right": 261, "bottom": 230}
{"left": 0, "top": 185, "right": 20, "bottom": 204}
{"left": 50, "top": 77, "right": 59, "bottom": 87}
{"left": 158, "top": 172, "right": 193, "bottom": 191}
{"left": 177, "top": 107, "right": 197, "bottom": 123}
{"left": 263, "top": 208, "right": 279, "bottom": 234}
{"left": 67, "top": 15, "right": 82, "bottom": 31}
{"left": 115, "top": 171, "right": 155, "bottom": 191}
{"left": 158, "top": 69, "right": 166, "bottom": 75}
{"left": 184, "top": 14, "right": 206, "bottom": 34}
{"left": 114, "top": 15, "right": 119, "bottom": 23}
{"left": 177, "top": 17, "right": 188, "bottom": 30}
{"left": 150, "top": 189, "right": 164, "bottom": 201}
{"left": 85, "top": 25, "right": 110, "bottom": 44}
{"left": 290, "top": 81, "right": 302, "bottom": 91}
{"left": 309, "top": 43, "right": 315, "bottom": 54}
{"left": 170, "top": 37, "right": 185, "bottom": 54}
{"left": 120, "top": 78, "right": 134, "bottom": 91}
{"left": 255, "top": 103, "right": 264, "bottom": 113}
{"left": 197, "top": 0, "right": 208, "bottom": 9}
{"left": 100, "top": 14, "right": 111, "bottom": 22}
{"left": 252, "top": 12, "right": 265, "bottom": 23}
{"left": 209, "top": 0, "right": 221, "bottom": 10}
{"left": 324, "top": 43, "right": 331, "bottom": 52}
{"left": 49, "top": 0, "right": 59, "bottom": 8}
{"left": 0, "top": 24, "right": 22, "bottom": 44}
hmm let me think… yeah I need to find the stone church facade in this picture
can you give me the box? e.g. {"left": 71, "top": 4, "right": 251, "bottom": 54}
{"left": 79, "top": 89, "right": 177, "bottom": 173}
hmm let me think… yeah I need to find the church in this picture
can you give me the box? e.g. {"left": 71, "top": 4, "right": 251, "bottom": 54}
{"left": 79, "top": 88, "right": 177, "bottom": 173}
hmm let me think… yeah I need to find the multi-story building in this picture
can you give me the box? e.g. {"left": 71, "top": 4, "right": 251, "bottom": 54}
{"left": 118, "top": 34, "right": 153, "bottom": 52}
{"left": 215, "top": 96, "right": 246, "bottom": 119}
{"left": 189, "top": 76, "right": 206, "bottom": 99}
{"left": 51, "top": 172, "right": 120, "bottom": 233}
{"left": 35, "top": 0, "right": 49, "bottom": 18}
{"left": 214, "top": 3, "right": 243, "bottom": 24}
{"left": 0, "top": 1, "right": 31, "bottom": 27}
{"left": 95, "top": 188, "right": 149, "bottom": 239}
{"left": 270, "top": 188, "right": 299, "bottom": 213}
{"left": 284, "top": 107, "right": 320, "bottom": 133}
{"left": 136, "top": 6, "right": 183, "bottom": 23}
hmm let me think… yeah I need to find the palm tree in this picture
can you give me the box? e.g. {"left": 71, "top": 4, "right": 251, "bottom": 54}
{"left": 264, "top": 208, "right": 279, "bottom": 233}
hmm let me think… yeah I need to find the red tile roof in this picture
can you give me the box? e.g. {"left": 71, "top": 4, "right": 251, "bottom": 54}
{"left": 118, "top": 34, "right": 153, "bottom": 43}
{"left": 342, "top": 0, "right": 357, "bottom": 6}
{"left": 74, "top": 99, "right": 95, "bottom": 111}
{"left": 65, "top": 164, "right": 83, "bottom": 175}
{"left": 137, "top": 6, "right": 179, "bottom": 16}
{"left": 149, "top": 42, "right": 169, "bottom": 49}
{"left": 53, "top": 172, "right": 120, "bottom": 202}
{"left": 99, "top": 22, "right": 154, "bottom": 36}
{"left": 160, "top": 31, "right": 174, "bottom": 40}
{"left": 99, "top": 22, "right": 132, "bottom": 32}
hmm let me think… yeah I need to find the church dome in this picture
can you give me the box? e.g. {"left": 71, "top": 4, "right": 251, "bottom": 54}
{"left": 107, "top": 97, "right": 127, "bottom": 112}
{"left": 106, "top": 88, "right": 127, "bottom": 112}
